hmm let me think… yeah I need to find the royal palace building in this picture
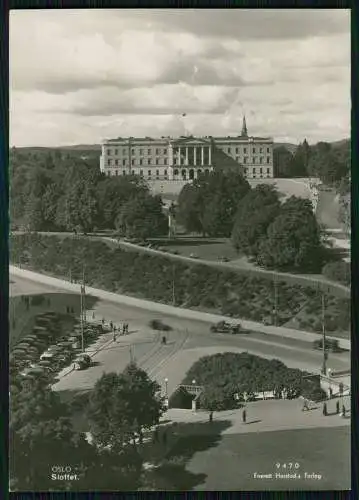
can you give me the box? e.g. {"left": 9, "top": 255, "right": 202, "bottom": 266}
{"left": 100, "top": 117, "right": 274, "bottom": 181}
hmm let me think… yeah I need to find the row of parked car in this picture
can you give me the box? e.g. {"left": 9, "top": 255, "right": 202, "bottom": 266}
{"left": 10, "top": 313, "right": 108, "bottom": 381}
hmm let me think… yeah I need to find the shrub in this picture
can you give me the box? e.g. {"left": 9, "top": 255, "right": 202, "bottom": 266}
{"left": 322, "top": 261, "right": 351, "bottom": 286}
{"left": 31, "top": 294, "right": 45, "bottom": 306}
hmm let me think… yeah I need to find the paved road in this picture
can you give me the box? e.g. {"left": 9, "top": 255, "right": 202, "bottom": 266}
{"left": 10, "top": 273, "right": 350, "bottom": 397}
{"left": 12, "top": 231, "right": 350, "bottom": 297}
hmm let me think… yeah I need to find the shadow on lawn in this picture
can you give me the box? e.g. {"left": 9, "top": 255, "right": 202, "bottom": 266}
{"left": 142, "top": 419, "right": 232, "bottom": 491}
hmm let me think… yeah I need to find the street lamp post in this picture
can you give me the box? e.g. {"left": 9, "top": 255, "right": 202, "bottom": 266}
{"left": 164, "top": 378, "right": 168, "bottom": 398}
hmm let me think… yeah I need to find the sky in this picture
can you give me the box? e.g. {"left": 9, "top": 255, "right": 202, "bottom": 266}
{"left": 10, "top": 9, "right": 350, "bottom": 147}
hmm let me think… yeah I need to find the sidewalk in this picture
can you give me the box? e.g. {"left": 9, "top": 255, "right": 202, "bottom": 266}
{"left": 9, "top": 265, "right": 351, "bottom": 351}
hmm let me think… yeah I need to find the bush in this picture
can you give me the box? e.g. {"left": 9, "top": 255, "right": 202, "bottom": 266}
{"left": 31, "top": 294, "right": 45, "bottom": 306}
{"left": 322, "top": 261, "right": 351, "bottom": 286}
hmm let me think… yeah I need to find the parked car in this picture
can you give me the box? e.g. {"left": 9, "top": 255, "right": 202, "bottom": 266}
{"left": 313, "top": 338, "right": 341, "bottom": 353}
{"left": 219, "top": 256, "right": 230, "bottom": 262}
{"left": 210, "top": 321, "right": 242, "bottom": 334}
{"left": 189, "top": 253, "right": 199, "bottom": 259}
{"left": 74, "top": 354, "right": 91, "bottom": 370}
{"left": 149, "top": 319, "right": 172, "bottom": 331}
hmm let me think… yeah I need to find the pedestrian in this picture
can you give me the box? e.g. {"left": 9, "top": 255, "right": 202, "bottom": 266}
{"left": 113, "top": 331, "right": 116, "bottom": 342}
{"left": 242, "top": 409, "right": 247, "bottom": 423}
{"left": 336, "top": 400, "right": 340, "bottom": 414}
{"left": 110, "top": 320, "right": 113, "bottom": 330}
{"left": 329, "top": 387, "right": 333, "bottom": 399}
{"left": 342, "top": 405, "right": 346, "bottom": 418}
{"left": 122, "top": 324, "right": 126, "bottom": 335}
{"left": 209, "top": 411, "right": 213, "bottom": 422}
{"left": 102, "top": 318, "right": 105, "bottom": 326}
{"left": 126, "top": 322, "right": 129, "bottom": 334}
{"left": 92, "top": 311, "right": 95, "bottom": 319}
{"left": 302, "top": 399, "right": 309, "bottom": 411}
{"left": 323, "top": 402, "right": 327, "bottom": 416}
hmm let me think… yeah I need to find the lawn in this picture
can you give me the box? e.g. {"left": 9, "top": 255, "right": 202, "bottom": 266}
{"left": 9, "top": 292, "right": 98, "bottom": 348}
{"left": 157, "top": 238, "right": 239, "bottom": 262}
{"left": 162, "top": 425, "right": 350, "bottom": 491}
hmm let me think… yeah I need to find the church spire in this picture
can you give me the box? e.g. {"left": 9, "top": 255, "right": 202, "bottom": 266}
{"left": 241, "top": 115, "right": 248, "bottom": 137}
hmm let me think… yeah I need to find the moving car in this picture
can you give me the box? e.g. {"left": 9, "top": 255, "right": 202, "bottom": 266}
{"left": 210, "top": 320, "right": 242, "bottom": 334}
{"left": 149, "top": 319, "right": 172, "bottom": 331}
{"left": 313, "top": 338, "right": 341, "bottom": 353}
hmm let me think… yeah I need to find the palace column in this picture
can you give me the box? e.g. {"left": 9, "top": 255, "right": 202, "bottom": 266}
{"left": 208, "top": 146, "right": 212, "bottom": 166}
{"left": 194, "top": 147, "right": 197, "bottom": 166}
{"left": 178, "top": 147, "right": 181, "bottom": 166}
{"left": 201, "top": 146, "right": 204, "bottom": 166}
{"left": 185, "top": 147, "right": 189, "bottom": 166}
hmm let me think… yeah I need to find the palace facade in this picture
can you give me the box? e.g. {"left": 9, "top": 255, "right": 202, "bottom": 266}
{"left": 99, "top": 117, "right": 274, "bottom": 180}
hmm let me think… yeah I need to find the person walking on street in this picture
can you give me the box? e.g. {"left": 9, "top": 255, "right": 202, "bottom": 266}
{"left": 329, "top": 387, "right": 333, "bottom": 399}
{"left": 242, "top": 409, "right": 247, "bottom": 423}
{"left": 302, "top": 399, "right": 309, "bottom": 411}
{"left": 113, "top": 331, "right": 116, "bottom": 342}
{"left": 323, "top": 402, "right": 327, "bottom": 416}
{"left": 126, "top": 322, "right": 129, "bottom": 334}
{"left": 342, "top": 405, "right": 346, "bottom": 418}
{"left": 122, "top": 324, "right": 126, "bottom": 335}
{"left": 102, "top": 318, "right": 105, "bottom": 326}
{"left": 336, "top": 400, "right": 340, "bottom": 414}
{"left": 92, "top": 311, "right": 95, "bottom": 319}
{"left": 209, "top": 411, "right": 213, "bottom": 422}
{"left": 110, "top": 320, "right": 113, "bottom": 330}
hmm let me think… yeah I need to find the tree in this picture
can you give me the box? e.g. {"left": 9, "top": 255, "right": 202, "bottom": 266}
{"left": 56, "top": 179, "right": 98, "bottom": 233}
{"left": 273, "top": 146, "right": 294, "bottom": 178}
{"left": 115, "top": 193, "right": 168, "bottom": 239}
{"left": 231, "top": 185, "right": 281, "bottom": 256}
{"left": 307, "top": 141, "right": 349, "bottom": 185}
{"left": 256, "top": 196, "right": 324, "bottom": 271}
{"left": 87, "top": 364, "right": 165, "bottom": 450}
{"left": 287, "top": 140, "right": 310, "bottom": 177}
{"left": 10, "top": 379, "right": 97, "bottom": 491}
{"left": 177, "top": 171, "right": 250, "bottom": 236}
{"left": 96, "top": 176, "right": 149, "bottom": 229}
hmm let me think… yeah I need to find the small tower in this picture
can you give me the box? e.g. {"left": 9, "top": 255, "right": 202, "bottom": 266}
{"left": 241, "top": 115, "right": 248, "bottom": 137}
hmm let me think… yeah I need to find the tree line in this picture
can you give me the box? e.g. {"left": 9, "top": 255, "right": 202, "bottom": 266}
{"left": 177, "top": 176, "right": 326, "bottom": 272}
{"left": 273, "top": 139, "right": 350, "bottom": 183}
{"left": 10, "top": 148, "right": 168, "bottom": 238}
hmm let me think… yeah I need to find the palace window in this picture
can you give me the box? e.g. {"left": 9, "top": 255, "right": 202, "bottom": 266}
{"left": 236, "top": 147, "right": 239, "bottom": 154}
{"left": 253, "top": 157, "right": 257, "bottom": 164}
{"left": 140, "top": 169, "right": 143, "bottom": 176}
{"left": 114, "top": 149, "right": 118, "bottom": 155}
{"left": 267, "top": 147, "right": 270, "bottom": 153}
{"left": 252, "top": 168, "right": 256, "bottom": 174}
{"left": 107, "top": 159, "right": 111, "bottom": 166}
{"left": 267, "top": 168, "right": 270, "bottom": 174}
{"left": 243, "top": 157, "right": 247, "bottom": 164}
{"left": 228, "top": 147, "right": 231, "bottom": 153}
{"left": 148, "top": 158, "right": 151, "bottom": 165}
{"left": 122, "top": 159, "right": 126, "bottom": 166}
{"left": 163, "top": 148, "right": 167, "bottom": 154}
{"left": 236, "top": 156, "right": 240, "bottom": 162}
{"left": 260, "top": 167, "right": 263, "bottom": 174}
{"left": 148, "top": 149, "right": 151, "bottom": 155}
{"left": 259, "top": 148, "right": 263, "bottom": 153}
{"left": 123, "top": 149, "right": 126, "bottom": 155}
{"left": 115, "top": 159, "right": 118, "bottom": 166}
{"left": 131, "top": 159, "right": 135, "bottom": 165}
{"left": 140, "top": 159, "right": 143, "bottom": 165}
{"left": 252, "top": 148, "right": 256, "bottom": 153}
{"left": 156, "top": 158, "right": 159, "bottom": 165}
{"left": 243, "top": 147, "right": 247, "bottom": 154}
{"left": 140, "top": 149, "right": 143, "bottom": 155}
{"left": 148, "top": 170, "right": 152, "bottom": 176}
{"left": 164, "top": 158, "right": 167, "bottom": 165}
{"left": 132, "top": 170, "right": 135, "bottom": 175}
{"left": 164, "top": 169, "right": 167, "bottom": 176}
{"left": 107, "top": 149, "right": 112, "bottom": 156}
{"left": 259, "top": 157, "right": 263, "bottom": 164}
{"left": 115, "top": 170, "right": 118, "bottom": 176}
{"left": 131, "top": 149, "right": 135, "bottom": 154}
{"left": 156, "top": 148, "right": 160, "bottom": 155}
{"left": 122, "top": 170, "right": 126, "bottom": 175}
{"left": 267, "top": 157, "right": 270, "bottom": 163}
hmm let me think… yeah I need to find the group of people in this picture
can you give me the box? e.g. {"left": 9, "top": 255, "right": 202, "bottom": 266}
{"left": 323, "top": 400, "right": 347, "bottom": 417}
{"left": 110, "top": 320, "right": 130, "bottom": 341}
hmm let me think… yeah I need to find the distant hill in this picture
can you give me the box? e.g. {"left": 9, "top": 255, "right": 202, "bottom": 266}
{"left": 273, "top": 142, "right": 298, "bottom": 154}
